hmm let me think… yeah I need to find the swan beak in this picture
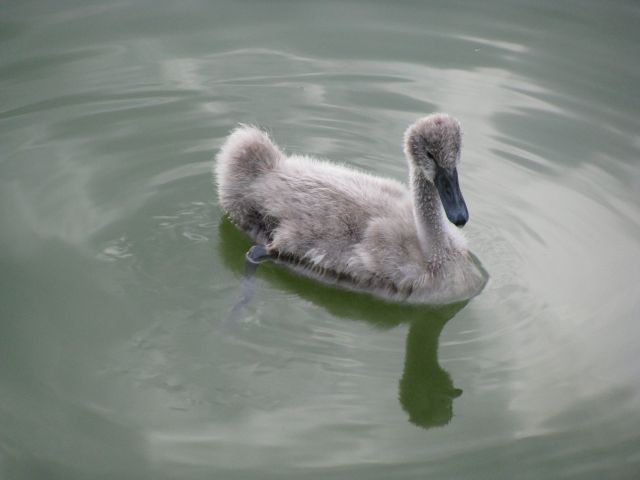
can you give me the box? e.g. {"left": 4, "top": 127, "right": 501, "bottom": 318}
{"left": 435, "top": 166, "right": 469, "bottom": 227}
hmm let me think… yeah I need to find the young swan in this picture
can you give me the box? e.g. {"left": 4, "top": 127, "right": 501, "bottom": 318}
{"left": 215, "top": 114, "right": 487, "bottom": 304}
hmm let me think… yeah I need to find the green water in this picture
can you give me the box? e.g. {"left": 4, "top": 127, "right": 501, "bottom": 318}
{"left": 2, "top": 1, "right": 640, "bottom": 478}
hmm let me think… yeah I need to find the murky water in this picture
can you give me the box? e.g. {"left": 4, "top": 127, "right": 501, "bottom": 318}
{"left": 1, "top": 1, "right": 639, "bottom": 478}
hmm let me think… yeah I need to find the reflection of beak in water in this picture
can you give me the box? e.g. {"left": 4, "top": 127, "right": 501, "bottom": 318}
{"left": 218, "top": 216, "right": 465, "bottom": 428}
{"left": 399, "top": 311, "right": 463, "bottom": 429}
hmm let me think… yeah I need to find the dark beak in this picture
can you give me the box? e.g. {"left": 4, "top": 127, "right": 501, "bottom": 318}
{"left": 434, "top": 166, "right": 469, "bottom": 227}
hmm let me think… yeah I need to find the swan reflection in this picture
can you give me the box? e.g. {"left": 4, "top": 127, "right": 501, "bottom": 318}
{"left": 219, "top": 217, "right": 467, "bottom": 429}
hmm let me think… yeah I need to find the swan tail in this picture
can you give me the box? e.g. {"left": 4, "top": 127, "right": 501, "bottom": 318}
{"left": 215, "top": 125, "right": 282, "bottom": 233}
{"left": 215, "top": 125, "right": 281, "bottom": 188}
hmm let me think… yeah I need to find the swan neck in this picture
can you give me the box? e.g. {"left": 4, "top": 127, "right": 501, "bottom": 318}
{"left": 411, "top": 167, "right": 449, "bottom": 260}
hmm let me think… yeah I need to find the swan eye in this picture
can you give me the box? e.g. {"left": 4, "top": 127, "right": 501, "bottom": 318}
{"left": 426, "top": 151, "right": 435, "bottom": 161}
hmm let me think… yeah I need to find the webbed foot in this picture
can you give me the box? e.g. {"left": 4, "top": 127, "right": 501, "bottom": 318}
{"left": 246, "top": 244, "right": 271, "bottom": 264}
{"left": 222, "top": 245, "right": 271, "bottom": 327}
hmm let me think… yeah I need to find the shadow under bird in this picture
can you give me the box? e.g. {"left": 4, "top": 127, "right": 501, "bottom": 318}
{"left": 215, "top": 113, "right": 487, "bottom": 305}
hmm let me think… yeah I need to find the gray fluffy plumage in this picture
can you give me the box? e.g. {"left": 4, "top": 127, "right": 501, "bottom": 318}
{"left": 215, "top": 114, "right": 487, "bottom": 304}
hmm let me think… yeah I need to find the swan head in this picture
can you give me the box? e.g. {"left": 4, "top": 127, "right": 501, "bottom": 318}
{"left": 404, "top": 113, "right": 469, "bottom": 227}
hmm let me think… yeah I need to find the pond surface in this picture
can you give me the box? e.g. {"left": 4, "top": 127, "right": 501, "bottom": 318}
{"left": 1, "top": 1, "right": 639, "bottom": 478}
